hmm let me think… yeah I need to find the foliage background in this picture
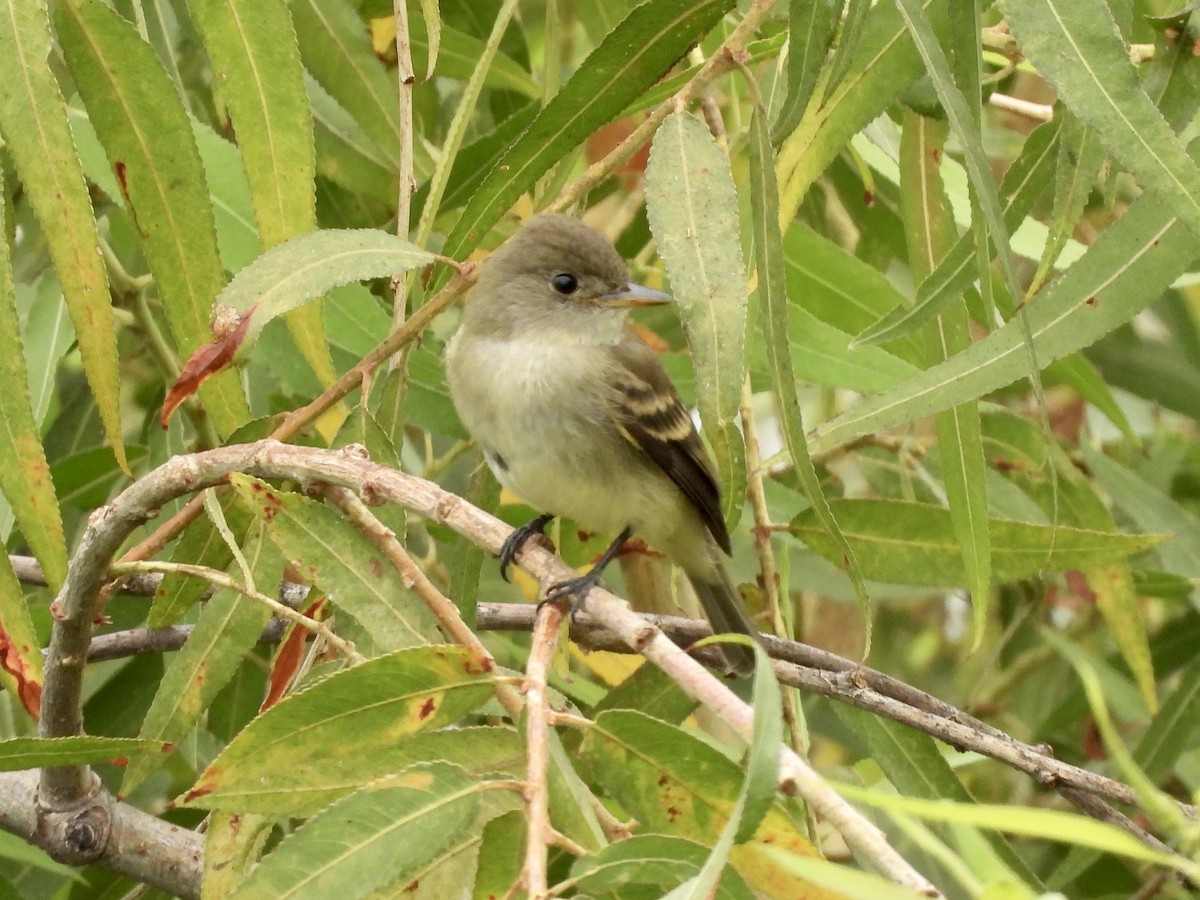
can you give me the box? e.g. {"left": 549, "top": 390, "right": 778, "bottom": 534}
{"left": 0, "top": 0, "right": 1198, "bottom": 897}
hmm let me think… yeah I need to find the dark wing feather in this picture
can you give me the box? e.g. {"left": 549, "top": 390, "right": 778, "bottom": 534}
{"left": 608, "top": 336, "right": 731, "bottom": 554}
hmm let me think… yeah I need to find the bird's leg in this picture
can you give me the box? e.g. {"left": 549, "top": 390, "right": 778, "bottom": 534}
{"left": 498, "top": 513, "right": 555, "bottom": 582}
{"left": 542, "top": 527, "right": 633, "bottom": 610}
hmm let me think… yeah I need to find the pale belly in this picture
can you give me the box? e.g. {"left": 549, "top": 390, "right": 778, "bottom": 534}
{"left": 446, "top": 333, "right": 690, "bottom": 542}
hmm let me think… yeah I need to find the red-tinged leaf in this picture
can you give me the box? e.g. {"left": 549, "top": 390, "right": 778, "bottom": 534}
{"left": 161, "top": 309, "right": 253, "bottom": 427}
{"left": 0, "top": 625, "right": 41, "bottom": 719}
{"left": 262, "top": 596, "right": 326, "bottom": 712}
{"left": 0, "top": 549, "right": 43, "bottom": 719}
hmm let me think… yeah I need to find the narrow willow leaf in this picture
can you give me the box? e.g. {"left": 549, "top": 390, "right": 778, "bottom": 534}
{"left": 754, "top": 847, "right": 927, "bottom": 900}
{"left": 1005, "top": 0, "right": 1200, "bottom": 243}
{"left": 122, "top": 523, "right": 280, "bottom": 796}
{"left": 410, "top": 19, "right": 536, "bottom": 98}
{"left": 438, "top": 0, "right": 735, "bottom": 273}
{"left": 291, "top": 0, "right": 400, "bottom": 160}
{"left": 1136, "top": 657, "right": 1200, "bottom": 783}
{"left": 748, "top": 107, "right": 871, "bottom": 642}
{"left": 580, "top": 711, "right": 823, "bottom": 898}
{"left": 900, "top": 111, "right": 991, "bottom": 649}
{"left": 822, "top": 0, "right": 872, "bottom": 100}
{"left": 836, "top": 706, "right": 1040, "bottom": 885}
{"left": 56, "top": 0, "right": 251, "bottom": 436}
{"left": 784, "top": 222, "right": 924, "bottom": 367}
{"left": 418, "top": 0, "right": 439, "bottom": 80}
{"left": 1029, "top": 111, "right": 1107, "bottom": 295}
{"left": 646, "top": 110, "right": 747, "bottom": 527}
{"left": 0, "top": 0, "right": 125, "bottom": 470}
{"left": 182, "top": 646, "right": 495, "bottom": 812}
{"left": 228, "top": 762, "right": 482, "bottom": 900}
{"left": 214, "top": 229, "right": 433, "bottom": 348}
{"left": 203, "top": 811, "right": 273, "bottom": 900}
{"left": 413, "top": 0, "right": 522, "bottom": 255}
{"left": 186, "top": 0, "right": 336, "bottom": 390}
{"left": 776, "top": 0, "right": 950, "bottom": 226}
{"left": 571, "top": 835, "right": 756, "bottom": 899}
{"left": 0, "top": 188, "right": 66, "bottom": 590}
{"left": 412, "top": 101, "right": 535, "bottom": 219}
{"left": 191, "top": 118, "right": 261, "bottom": 272}
{"left": 771, "top": 0, "right": 839, "bottom": 143}
{"left": 834, "top": 778, "right": 1200, "bottom": 881}
{"left": 892, "top": 0, "right": 1041, "bottom": 436}
{"left": 809, "top": 170, "right": 1200, "bottom": 456}
{"left": 149, "top": 495, "right": 253, "bottom": 627}
{"left": 0, "top": 736, "right": 169, "bottom": 770}
{"left": 1042, "top": 631, "right": 1187, "bottom": 838}
{"left": 856, "top": 116, "right": 1060, "bottom": 346}
{"left": 790, "top": 499, "right": 1165, "bottom": 587}
{"left": 231, "top": 475, "right": 440, "bottom": 650}
{"left": 307, "top": 73, "right": 397, "bottom": 201}
{"left": 1083, "top": 446, "right": 1200, "bottom": 601}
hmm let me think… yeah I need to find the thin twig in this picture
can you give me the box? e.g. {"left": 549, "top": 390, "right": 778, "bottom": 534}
{"left": 546, "top": 0, "right": 776, "bottom": 214}
{"left": 390, "top": 0, "right": 417, "bottom": 346}
{"left": 521, "top": 601, "right": 565, "bottom": 898}
{"left": 116, "top": 268, "right": 473, "bottom": 568}
{"left": 16, "top": 548, "right": 1190, "bottom": 833}
{"left": 109, "top": 561, "right": 363, "bottom": 664}
{"left": 321, "top": 483, "right": 524, "bottom": 720}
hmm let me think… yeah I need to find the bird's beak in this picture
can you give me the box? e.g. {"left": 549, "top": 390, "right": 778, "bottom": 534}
{"left": 595, "top": 282, "right": 672, "bottom": 308}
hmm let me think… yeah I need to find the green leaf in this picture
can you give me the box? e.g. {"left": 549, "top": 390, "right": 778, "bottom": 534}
{"left": 899, "top": 111, "right": 991, "bottom": 648}
{"left": 571, "top": 835, "right": 756, "bottom": 899}
{"left": 580, "top": 710, "right": 821, "bottom": 898}
{"left": 56, "top": 0, "right": 251, "bottom": 436}
{"left": 856, "top": 116, "right": 1060, "bottom": 346}
{"left": 834, "top": 777, "right": 1200, "bottom": 881}
{"left": 307, "top": 73, "right": 397, "bottom": 201}
{"left": 777, "top": 0, "right": 950, "bottom": 224}
{"left": 182, "top": 645, "right": 495, "bottom": 813}
{"left": 227, "top": 762, "right": 483, "bottom": 900}
{"left": 230, "top": 475, "right": 441, "bottom": 650}
{"left": 810, "top": 168, "right": 1200, "bottom": 456}
{"left": 122, "top": 521, "right": 280, "bottom": 796}
{"left": 0, "top": 0, "right": 125, "bottom": 469}
{"left": 784, "top": 222, "right": 924, "bottom": 368}
{"left": 437, "top": 0, "right": 735, "bottom": 272}
{"left": 1083, "top": 445, "right": 1200, "bottom": 603}
{"left": 836, "top": 706, "right": 1040, "bottom": 885}
{"left": 0, "top": 180, "right": 66, "bottom": 590}
{"left": 214, "top": 229, "right": 433, "bottom": 348}
{"left": 0, "top": 736, "right": 170, "bottom": 770}
{"left": 771, "top": 0, "right": 839, "bottom": 143}
{"left": 748, "top": 105, "right": 871, "bottom": 643}
{"left": 789, "top": 499, "right": 1166, "bottom": 587}
{"left": 185, "top": 0, "right": 336, "bottom": 390}
{"left": 291, "top": 0, "right": 400, "bottom": 160}
{"left": 646, "top": 110, "right": 747, "bottom": 528}
{"left": 1004, "top": 0, "right": 1200, "bottom": 244}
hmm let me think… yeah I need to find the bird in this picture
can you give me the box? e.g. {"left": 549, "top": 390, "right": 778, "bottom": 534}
{"left": 444, "top": 213, "right": 758, "bottom": 675}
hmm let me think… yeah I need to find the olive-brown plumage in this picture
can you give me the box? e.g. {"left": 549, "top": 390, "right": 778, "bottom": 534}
{"left": 445, "top": 214, "right": 757, "bottom": 674}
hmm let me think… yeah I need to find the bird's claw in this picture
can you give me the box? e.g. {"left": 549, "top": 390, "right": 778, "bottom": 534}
{"left": 538, "top": 571, "right": 603, "bottom": 615}
{"left": 498, "top": 513, "right": 554, "bottom": 582}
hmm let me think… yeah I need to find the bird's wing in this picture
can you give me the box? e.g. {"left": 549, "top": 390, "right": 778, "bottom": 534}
{"left": 607, "top": 336, "right": 731, "bottom": 554}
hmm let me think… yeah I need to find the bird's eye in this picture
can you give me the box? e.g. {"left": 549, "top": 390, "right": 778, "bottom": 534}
{"left": 550, "top": 273, "right": 578, "bottom": 295}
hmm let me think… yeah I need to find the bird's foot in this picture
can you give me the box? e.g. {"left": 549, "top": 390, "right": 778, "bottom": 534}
{"left": 498, "top": 513, "right": 555, "bottom": 582}
{"left": 539, "top": 568, "right": 606, "bottom": 615}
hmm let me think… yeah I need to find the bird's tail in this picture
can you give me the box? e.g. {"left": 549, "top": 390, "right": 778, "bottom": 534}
{"left": 688, "top": 562, "right": 758, "bottom": 676}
